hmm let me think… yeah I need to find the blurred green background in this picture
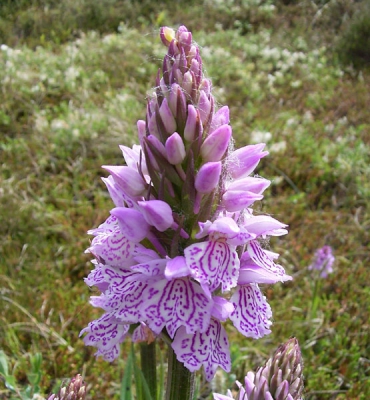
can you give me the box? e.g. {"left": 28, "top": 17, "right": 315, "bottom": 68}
{"left": 0, "top": 0, "right": 369, "bottom": 398}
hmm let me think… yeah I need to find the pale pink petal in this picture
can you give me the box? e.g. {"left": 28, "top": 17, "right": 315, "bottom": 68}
{"left": 165, "top": 256, "right": 191, "bottom": 280}
{"left": 243, "top": 215, "right": 288, "bottom": 237}
{"left": 209, "top": 106, "right": 230, "bottom": 133}
{"left": 222, "top": 190, "right": 263, "bottom": 212}
{"left": 172, "top": 319, "right": 231, "bottom": 381}
{"left": 247, "top": 241, "right": 286, "bottom": 277}
{"left": 165, "top": 132, "right": 186, "bottom": 164}
{"left": 211, "top": 297, "right": 234, "bottom": 321}
{"left": 230, "top": 284, "right": 272, "bottom": 339}
{"left": 130, "top": 258, "right": 167, "bottom": 278}
{"left": 80, "top": 313, "right": 129, "bottom": 362}
{"left": 200, "top": 124, "right": 232, "bottom": 162}
{"left": 96, "top": 266, "right": 146, "bottom": 323}
{"left": 227, "top": 143, "right": 269, "bottom": 179}
{"left": 184, "top": 240, "right": 239, "bottom": 292}
{"left": 110, "top": 207, "right": 149, "bottom": 242}
{"left": 138, "top": 200, "right": 174, "bottom": 232}
{"left": 141, "top": 277, "right": 212, "bottom": 338}
{"left": 102, "top": 165, "right": 146, "bottom": 197}
{"left": 86, "top": 216, "right": 138, "bottom": 267}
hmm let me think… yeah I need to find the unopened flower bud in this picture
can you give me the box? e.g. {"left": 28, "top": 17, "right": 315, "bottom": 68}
{"left": 47, "top": 374, "right": 87, "bottom": 400}
{"left": 209, "top": 106, "right": 230, "bottom": 133}
{"left": 184, "top": 104, "right": 200, "bottom": 142}
{"left": 138, "top": 200, "right": 174, "bottom": 232}
{"left": 159, "top": 97, "right": 177, "bottom": 134}
{"left": 200, "top": 124, "right": 232, "bottom": 162}
{"left": 165, "top": 132, "right": 186, "bottom": 164}
{"left": 160, "top": 26, "right": 175, "bottom": 47}
{"left": 195, "top": 161, "right": 222, "bottom": 194}
{"left": 222, "top": 190, "right": 263, "bottom": 212}
{"left": 198, "top": 90, "right": 212, "bottom": 126}
{"left": 228, "top": 144, "right": 269, "bottom": 179}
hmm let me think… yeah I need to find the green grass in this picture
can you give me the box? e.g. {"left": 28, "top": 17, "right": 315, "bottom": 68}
{"left": 0, "top": 1, "right": 369, "bottom": 399}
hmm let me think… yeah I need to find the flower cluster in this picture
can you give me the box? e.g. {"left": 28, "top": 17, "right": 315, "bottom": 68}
{"left": 81, "top": 26, "right": 291, "bottom": 381}
{"left": 48, "top": 374, "right": 87, "bottom": 400}
{"left": 308, "top": 246, "right": 334, "bottom": 278}
{"left": 213, "top": 338, "right": 304, "bottom": 400}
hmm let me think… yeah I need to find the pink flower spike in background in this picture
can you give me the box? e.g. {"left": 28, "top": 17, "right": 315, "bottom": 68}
{"left": 308, "top": 245, "right": 335, "bottom": 278}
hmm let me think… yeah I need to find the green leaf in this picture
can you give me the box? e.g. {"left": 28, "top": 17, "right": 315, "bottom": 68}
{"left": 120, "top": 348, "right": 133, "bottom": 400}
{"left": 0, "top": 350, "right": 9, "bottom": 377}
{"left": 131, "top": 344, "right": 153, "bottom": 400}
{"left": 4, "top": 374, "right": 17, "bottom": 392}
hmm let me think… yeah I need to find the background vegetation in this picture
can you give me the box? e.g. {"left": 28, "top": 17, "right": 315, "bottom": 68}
{"left": 0, "top": 0, "right": 369, "bottom": 399}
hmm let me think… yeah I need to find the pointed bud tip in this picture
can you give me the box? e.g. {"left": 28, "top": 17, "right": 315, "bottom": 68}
{"left": 160, "top": 27, "right": 175, "bottom": 47}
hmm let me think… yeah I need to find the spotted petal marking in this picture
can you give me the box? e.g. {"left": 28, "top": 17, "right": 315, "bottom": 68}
{"left": 87, "top": 216, "right": 137, "bottom": 267}
{"left": 229, "top": 284, "right": 272, "bottom": 339}
{"left": 172, "top": 318, "right": 231, "bottom": 381}
{"left": 248, "top": 240, "right": 285, "bottom": 277}
{"left": 185, "top": 240, "right": 239, "bottom": 292}
{"left": 84, "top": 261, "right": 109, "bottom": 292}
{"left": 141, "top": 277, "right": 212, "bottom": 338}
{"left": 80, "top": 312, "right": 129, "bottom": 362}
{"left": 94, "top": 266, "right": 146, "bottom": 324}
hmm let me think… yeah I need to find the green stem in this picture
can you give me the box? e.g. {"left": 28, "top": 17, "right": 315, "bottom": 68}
{"left": 140, "top": 342, "right": 157, "bottom": 400}
{"left": 166, "top": 346, "right": 195, "bottom": 400}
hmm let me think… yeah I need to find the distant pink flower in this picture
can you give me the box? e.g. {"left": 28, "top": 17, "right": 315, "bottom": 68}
{"left": 308, "top": 245, "right": 335, "bottom": 278}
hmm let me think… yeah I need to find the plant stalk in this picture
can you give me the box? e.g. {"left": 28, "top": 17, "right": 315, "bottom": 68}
{"left": 165, "top": 346, "right": 195, "bottom": 400}
{"left": 140, "top": 342, "right": 157, "bottom": 400}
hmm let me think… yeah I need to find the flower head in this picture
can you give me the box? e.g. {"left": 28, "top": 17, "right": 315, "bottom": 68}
{"left": 81, "top": 25, "right": 291, "bottom": 380}
{"left": 213, "top": 338, "right": 304, "bottom": 400}
{"left": 308, "top": 245, "right": 335, "bottom": 278}
{"left": 48, "top": 374, "right": 87, "bottom": 400}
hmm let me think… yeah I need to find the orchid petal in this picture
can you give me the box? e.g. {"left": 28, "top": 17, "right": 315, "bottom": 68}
{"left": 138, "top": 200, "right": 174, "bottom": 232}
{"left": 222, "top": 190, "right": 263, "bottom": 212}
{"left": 172, "top": 319, "right": 231, "bottom": 381}
{"left": 243, "top": 215, "right": 288, "bottom": 237}
{"left": 165, "top": 256, "right": 191, "bottom": 280}
{"left": 101, "top": 175, "right": 128, "bottom": 207}
{"left": 230, "top": 284, "right": 272, "bottom": 339}
{"left": 211, "top": 297, "right": 234, "bottom": 322}
{"left": 228, "top": 144, "right": 269, "bottom": 179}
{"left": 110, "top": 207, "right": 149, "bottom": 242}
{"left": 141, "top": 277, "right": 212, "bottom": 338}
{"left": 184, "top": 240, "right": 239, "bottom": 292}
{"left": 248, "top": 241, "right": 286, "bottom": 277}
{"left": 200, "top": 124, "right": 232, "bottom": 162}
{"left": 102, "top": 165, "right": 146, "bottom": 197}
{"left": 209, "top": 106, "right": 230, "bottom": 133}
{"left": 86, "top": 216, "right": 138, "bottom": 267}
{"left": 159, "top": 97, "right": 177, "bottom": 134}
{"left": 195, "top": 161, "right": 222, "bottom": 194}
{"left": 226, "top": 176, "right": 270, "bottom": 194}
{"left": 80, "top": 313, "right": 129, "bottom": 362}
{"left": 93, "top": 266, "right": 146, "bottom": 323}
{"left": 165, "top": 132, "right": 186, "bottom": 164}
